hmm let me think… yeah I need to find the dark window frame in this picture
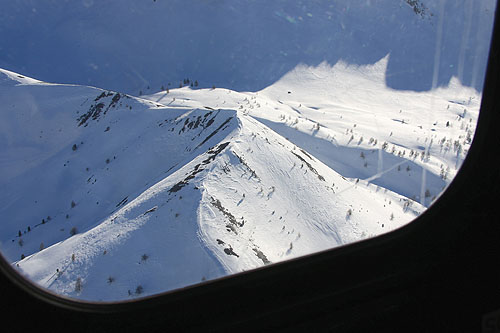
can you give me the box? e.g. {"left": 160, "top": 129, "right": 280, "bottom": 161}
{"left": 1, "top": 3, "right": 499, "bottom": 331}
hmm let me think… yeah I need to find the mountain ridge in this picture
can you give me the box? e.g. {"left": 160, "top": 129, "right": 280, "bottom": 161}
{"left": 0, "top": 56, "right": 479, "bottom": 300}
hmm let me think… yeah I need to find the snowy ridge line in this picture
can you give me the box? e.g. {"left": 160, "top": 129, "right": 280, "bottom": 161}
{"left": 2, "top": 53, "right": 479, "bottom": 300}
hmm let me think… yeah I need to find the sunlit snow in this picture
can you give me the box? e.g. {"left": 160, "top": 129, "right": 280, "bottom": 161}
{"left": 0, "top": 55, "right": 480, "bottom": 300}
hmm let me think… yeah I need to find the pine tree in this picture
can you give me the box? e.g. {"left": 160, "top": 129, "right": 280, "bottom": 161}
{"left": 75, "top": 278, "right": 82, "bottom": 292}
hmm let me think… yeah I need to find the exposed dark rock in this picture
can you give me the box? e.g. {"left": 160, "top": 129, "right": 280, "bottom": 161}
{"left": 291, "top": 151, "right": 325, "bottom": 181}
{"left": 168, "top": 142, "right": 230, "bottom": 194}
{"left": 224, "top": 247, "right": 239, "bottom": 257}
{"left": 253, "top": 248, "right": 271, "bottom": 265}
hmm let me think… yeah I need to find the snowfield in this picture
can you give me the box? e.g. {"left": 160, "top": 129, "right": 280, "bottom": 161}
{"left": 0, "top": 55, "right": 481, "bottom": 300}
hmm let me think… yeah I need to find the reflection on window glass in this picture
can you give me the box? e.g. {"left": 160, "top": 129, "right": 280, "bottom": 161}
{"left": 0, "top": 0, "right": 496, "bottom": 301}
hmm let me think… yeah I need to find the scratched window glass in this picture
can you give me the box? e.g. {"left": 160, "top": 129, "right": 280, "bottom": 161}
{"left": 0, "top": 0, "right": 496, "bottom": 301}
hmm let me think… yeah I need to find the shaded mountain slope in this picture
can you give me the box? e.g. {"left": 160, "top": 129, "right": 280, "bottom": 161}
{"left": 0, "top": 1, "right": 495, "bottom": 94}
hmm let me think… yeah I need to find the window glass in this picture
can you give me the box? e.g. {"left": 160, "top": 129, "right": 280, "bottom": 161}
{"left": 0, "top": 0, "right": 496, "bottom": 301}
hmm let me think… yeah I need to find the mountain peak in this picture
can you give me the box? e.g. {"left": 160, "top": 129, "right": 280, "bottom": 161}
{"left": 1, "top": 56, "right": 479, "bottom": 300}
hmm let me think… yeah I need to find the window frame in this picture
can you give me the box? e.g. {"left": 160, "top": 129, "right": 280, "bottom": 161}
{"left": 1, "top": 2, "right": 499, "bottom": 331}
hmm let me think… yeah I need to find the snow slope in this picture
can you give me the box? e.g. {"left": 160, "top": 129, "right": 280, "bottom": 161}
{"left": 0, "top": 54, "right": 480, "bottom": 300}
{"left": 148, "top": 56, "right": 480, "bottom": 207}
{"left": 0, "top": 0, "right": 492, "bottom": 303}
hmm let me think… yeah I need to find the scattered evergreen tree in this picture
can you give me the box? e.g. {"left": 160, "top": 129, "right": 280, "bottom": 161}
{"left": 75, "top": 278, "right": 82, "bottom": 292}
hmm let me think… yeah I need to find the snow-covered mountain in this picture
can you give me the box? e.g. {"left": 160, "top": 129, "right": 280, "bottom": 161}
{"left": 0, "top": 0, "right": 493, "bottom": 301}
{"left": 0, "top": 53, "right": 481, "bottom": 300}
